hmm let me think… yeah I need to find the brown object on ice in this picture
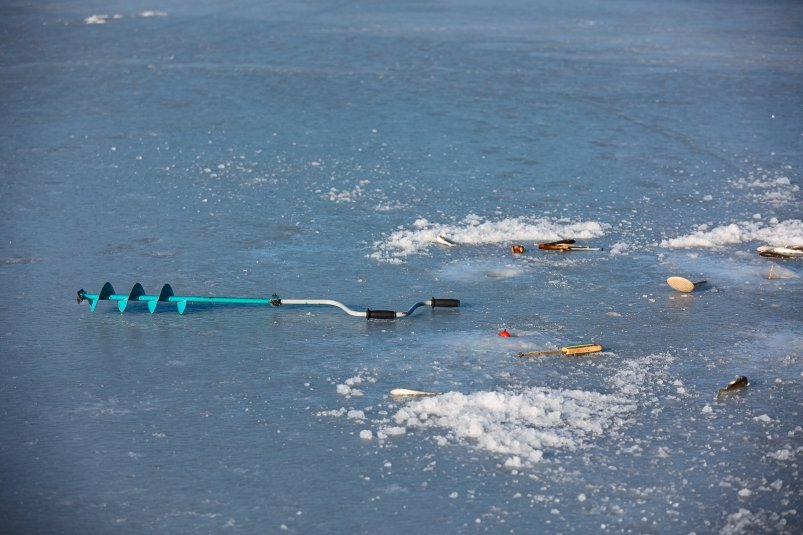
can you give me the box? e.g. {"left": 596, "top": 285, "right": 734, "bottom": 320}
{"left": 538, "top": 239, "right": 575, "bottom": 250}
{"left": 717, "top": 376, "right": 749, "bottom": 397}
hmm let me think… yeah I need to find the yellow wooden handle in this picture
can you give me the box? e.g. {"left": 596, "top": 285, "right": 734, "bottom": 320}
{"left": 517, "top": 343, "right": 602, "bottom": 358}
{"left": 561, "top": 343, "right": 603, "bottom": 355}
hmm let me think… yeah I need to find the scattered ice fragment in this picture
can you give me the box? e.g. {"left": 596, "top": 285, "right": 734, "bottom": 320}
{"left": 766, "top": 448, "right": 795, "bottom": 461}
{"left": 359, "top": 429, "right": 373, "bottom": 440}
{"left": 316, "top": 408, "right": 347, "bottom": 417}
{"left": 722, "top": 509, "right": 761, "bottom": 533}
{"left": 503, "top": 456, "right": 522, "bottom": 469}
{"left": 84, "top": 14, "right": 109, "bottom": 24}
{"left": 377, "top": 427, "right": 407, "bottom": 439}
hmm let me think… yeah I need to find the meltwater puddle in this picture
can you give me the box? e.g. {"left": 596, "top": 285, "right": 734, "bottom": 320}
{"left": 318, "top": 353, "right": 676, "bottom": 471}
{"left": 437, "top": 258, "right": 526, "bottom": 282}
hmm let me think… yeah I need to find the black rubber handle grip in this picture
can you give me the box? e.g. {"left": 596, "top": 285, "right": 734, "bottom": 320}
{"left": 366, "top": 309, "right": 397, "bottom": 320}
{"left": 431, "top": 298, "right": 460, "bottom": 308}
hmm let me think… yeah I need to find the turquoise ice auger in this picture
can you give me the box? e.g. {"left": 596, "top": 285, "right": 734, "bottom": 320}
{"left": 76, "top": 282, "right": 460, "bottom": 319}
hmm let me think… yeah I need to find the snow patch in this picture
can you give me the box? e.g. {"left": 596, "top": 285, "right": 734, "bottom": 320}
{"left": 660, "top": 219, "right": 803, "bottom": 249}
{"left": 370, "top": 214, "right": 608, "bottom": 262}
{"left": 730, "top": 172, "right": 800, "bottom": 206}
{"left": 372, "top": 355, "right": 669, "bottom": 468}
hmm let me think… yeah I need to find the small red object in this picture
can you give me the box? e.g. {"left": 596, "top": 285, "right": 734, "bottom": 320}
{"left": 498, "top": 329, "right": 510, "bottom": 337}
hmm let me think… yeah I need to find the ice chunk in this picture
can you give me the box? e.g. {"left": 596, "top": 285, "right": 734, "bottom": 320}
{"left": 377, "top": 427, "right": 407, "bottom": 439}
{"left": 766, "top": 448, "right": 795, "bottom": 462}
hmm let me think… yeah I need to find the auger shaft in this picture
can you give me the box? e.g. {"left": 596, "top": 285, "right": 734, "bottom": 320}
{"left": 76, "top": 283, "right": 460, "bottom": 319}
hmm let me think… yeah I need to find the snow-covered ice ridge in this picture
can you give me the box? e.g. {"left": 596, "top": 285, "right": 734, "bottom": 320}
{"left": 369, "top": 214, "right": 608, "bottom": 263}
{"left": 325, "top": 354, "right": 675, "bottom": 470}
{"left": 387, "top": 385, "right": 632, "bottom": 468}
{"left": 661, "top": 218, "right": 803, "bottom": 249}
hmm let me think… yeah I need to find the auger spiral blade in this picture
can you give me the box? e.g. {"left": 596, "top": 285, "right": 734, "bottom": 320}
{"left": 147, "top": 284, "right": 176, "bottom": 314}
{"left": 76, "top": 282, "right": 460, "bottom": 319}
{"left": 118, "top": 282, "right": 147, "bottom": 313}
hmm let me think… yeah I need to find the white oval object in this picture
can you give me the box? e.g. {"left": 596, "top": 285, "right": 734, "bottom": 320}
{"left": 667, "top": 276, "right": 706, "bottom": 293}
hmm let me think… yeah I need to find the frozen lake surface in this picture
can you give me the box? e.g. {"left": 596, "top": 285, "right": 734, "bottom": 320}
{"left": 1, "top": 0, "right": 801, "bottom": 533}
